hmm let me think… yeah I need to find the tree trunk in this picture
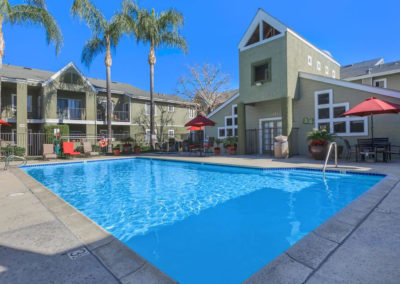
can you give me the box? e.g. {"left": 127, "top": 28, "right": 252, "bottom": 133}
{"left": 105, "top": 41, "right": 112, "bottom": 154}
{"left": 148, "top": 46, "right": 156, "bottom": 150}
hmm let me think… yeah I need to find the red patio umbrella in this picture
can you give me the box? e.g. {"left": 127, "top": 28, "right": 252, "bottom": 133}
{"left": 0, "top": 119, "right": 11, "bottom": 127}
{"left": 341, "top": 97, "right": 400, "bottom": 139}
{"left": 187, "top": 126, "right": 204, "bottom": 131}
{"left": 185, "top": 115, "right": 216, "bottom": 156}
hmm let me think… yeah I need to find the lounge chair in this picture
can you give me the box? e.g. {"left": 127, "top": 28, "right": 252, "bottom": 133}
{"left": 83, "top": 142, "right": 99, "bottom": 156}
{"left": 63, "top": 142, "right": 81, "bottom": 157}
{"left": 43, "top": 144, "right": 57, "bottom": 160}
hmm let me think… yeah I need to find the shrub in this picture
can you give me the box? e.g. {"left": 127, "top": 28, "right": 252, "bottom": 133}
{"left": 44, "top": 124, "right": 70, "bottom": 143}
{"left": 1, "top": 146, "right": 26, "bottom": 156}
{"left": 307, "top": 129, "right": 334, "bottom": 146}
{"left": 223, "top": 137, "right": 238, "bottom": 148}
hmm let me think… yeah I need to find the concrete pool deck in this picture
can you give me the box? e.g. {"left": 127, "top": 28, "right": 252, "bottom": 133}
{"left": 1, "top": 154, "right": 400, "bottom": 283}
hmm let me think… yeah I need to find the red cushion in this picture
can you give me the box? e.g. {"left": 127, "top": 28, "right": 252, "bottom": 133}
{"left": 69, "top": 152, "right": 81, "bottom": 156}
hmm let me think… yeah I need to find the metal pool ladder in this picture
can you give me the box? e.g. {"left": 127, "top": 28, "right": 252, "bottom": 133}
{"left": 323, "top": 142, "right": 338, "bottom": 178}
{"left": 4, "top": 155, "right": 27, "bottom": 170}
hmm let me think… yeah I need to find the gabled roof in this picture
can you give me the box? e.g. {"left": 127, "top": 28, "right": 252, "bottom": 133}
{"left": 341, "top": 59, "right": 400, "bottom": 81}
{"left": 0, "top": 63, "right": 194, "bottom": 105}
{"left": 238, "top": 9, "right": 340, "bottom": 66}
{"left": 299, "top": 72, "right": 400, "bottom": 99}
{"left": 207, "top": 91, "right": 240, "bottom": 118}
{"left": 42, "top": 62, "right": 97, "bottom": 93}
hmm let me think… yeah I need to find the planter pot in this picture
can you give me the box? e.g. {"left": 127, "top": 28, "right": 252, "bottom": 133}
{"left": 228, "top": 146, "right": 237, "bottom": 155}
{"left": 123, "top": 144, "right": 132, "bottom": 154}
{"left": 113, "top": 149, "right": 120, "bottom": 156}
{"left": 310, "top": 145, "right": 326, "bottom": 160}
{"left": 214, "top": 147, "right": 220, "bottom": 155}
{"left": 134, "top": 146, "right": 141, "bottom": 154}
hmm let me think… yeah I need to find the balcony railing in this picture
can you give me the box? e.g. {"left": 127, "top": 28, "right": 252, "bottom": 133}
{"left": 57, "top": 108, "right": 85, "bottom": 120}
{"left": 28, "top": 111, "right": 41, "bottom": 120}
{"left": 97, "top": 110, "right": 130, "bottom": 122}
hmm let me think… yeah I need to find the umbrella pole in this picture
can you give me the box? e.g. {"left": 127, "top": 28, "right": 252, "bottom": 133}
{"left": 371, "top": 114, "right": 374, "bottom": 141}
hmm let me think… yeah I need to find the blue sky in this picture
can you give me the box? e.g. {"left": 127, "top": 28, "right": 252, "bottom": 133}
{"left": 4, "top": 0, "right": 400, "bottom": 95}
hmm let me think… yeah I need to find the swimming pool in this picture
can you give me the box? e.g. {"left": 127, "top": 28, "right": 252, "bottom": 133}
{"left": 23, "top": 158, "right": 383, "bottom": 283}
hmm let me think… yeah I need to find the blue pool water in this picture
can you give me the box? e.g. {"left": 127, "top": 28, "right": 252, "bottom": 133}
{"left": 23, "top": 158, "right": 383, "bottom": 283}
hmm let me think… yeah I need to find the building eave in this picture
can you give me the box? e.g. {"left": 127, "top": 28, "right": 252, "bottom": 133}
{"left": 207, "top": 92, "right": 240, "bottom": 118}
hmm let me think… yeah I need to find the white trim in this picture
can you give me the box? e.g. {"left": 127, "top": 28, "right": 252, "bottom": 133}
{"left": 42, "top": 62, "right": 97, "bottom": 93}
{"left": 168, "top": 104, "right": 175, "bottom": 113}
{"left": 372, "top": 78, "right": 387, "bottom": 88}
{"left": 287, "top": 29, "right": 341, "bottom": 66}
{"left": 314, "top": 89, "right": 368, "bottom": 136}
{"left": 317, "top": 61, "right": 321, "bottom": 71}
{"left": 168, "top": 129, "right": 175, "bottom": 138}
{"left": 207, "top": 92, "right": 240, "bottom": 118}
{"left": 238, "top": 9, "right": 288, "bottom": 51}
{"left": 343, "top": 68, "right": 400, "bottom": 81}
{"left": 258, "top": 117, "right": 282, "bottom": 154}
{"left": 332, "top": 70, "right": 336, "bottom": 79}
{"left": 1, "top": 77, "right": 42, "bottom": 85}
{"left": 232, "top": 104, "right": 238, "bottom": 117}
{"left": 299, "top": 72, "right": 400, "bottom": 99}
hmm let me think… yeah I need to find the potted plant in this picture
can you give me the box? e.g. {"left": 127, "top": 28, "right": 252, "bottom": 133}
{"left": 307, "top": 129, "right": 334, "bottom": 160}
{"left": 214, "top": 139, "right": 223, "bottom": 155}
{"left": 122, "top": 137, "right": 134, "bottom": 154}
{"left": 223, "top": 137, "right": 238, "bottom": 155}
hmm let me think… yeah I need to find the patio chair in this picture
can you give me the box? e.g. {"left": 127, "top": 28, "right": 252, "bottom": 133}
{"left": 63, "top": 142, "right": 81, "bottom": 157}
{"left": 43, "top": 144, "right": 57, "bottom": 160}
{"left": 204, "top": 137, "right": 214, "bottom": 155}
{"left": 83, "top": 142, "right": 99, "bottom": 156}
{"left": 356, "top": 139, "right": 376, "bottom": 162}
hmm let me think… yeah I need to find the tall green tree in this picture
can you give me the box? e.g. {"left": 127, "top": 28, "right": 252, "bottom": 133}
{"left": 122, "top": 1, "right": 187, "bottom": 149}
{"left": 71, "top": 0, "right": 129, "bottom": 153}
{"left": 0, "top": 0, "right": 62, "bottom": 118}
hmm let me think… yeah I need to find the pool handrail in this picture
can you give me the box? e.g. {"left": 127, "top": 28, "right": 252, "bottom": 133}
{"left": 323, "top": 142, "right": 338, "bottom": 178}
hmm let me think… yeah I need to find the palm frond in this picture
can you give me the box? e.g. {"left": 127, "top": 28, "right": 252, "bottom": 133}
{"left": 107, "top": 13, "right": 131, "bottom": 48}
{"left": 24, "top": 0, "right": 46, "bottom": 9}
{"left": 159, "top": 31, "right": 187, "bottom": 54}
{"left": 120, "top": 0, "right": 139, "bottom": 35}
{"left": 7, "top": 4, "right": 63, "bottom": 55}
{"left": 71, "top": 0, "right": 106, "bottom": 35}
{"left": 0, "top": 0, "right": 12, "bottom": 16}
{"left": 81, "top": 36, "right": 105, "bottom": 67}
{"left": 157, "top": 9, "right": 184, "bottom": 32}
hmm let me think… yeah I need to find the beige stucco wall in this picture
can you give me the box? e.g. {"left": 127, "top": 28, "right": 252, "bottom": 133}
{"left": 239, "top": 35, "right": 287, "bottom": 104}
{"left": 295, "top": 78, "right": 400, "bottom": 155}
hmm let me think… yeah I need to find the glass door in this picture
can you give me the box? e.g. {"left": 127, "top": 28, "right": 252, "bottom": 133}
{"left": 262, "top": 120, "right": 282, "bottom": 154}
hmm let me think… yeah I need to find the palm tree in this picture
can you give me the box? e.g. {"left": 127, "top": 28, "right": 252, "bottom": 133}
{"left": 0, "top": 0, "right": 63, "bottom": 118}
{"left": 122, "top": 1, "right": 187, "bottom": 149}
{"left": 71, "top": 0, "right": 129, "bottom": 153}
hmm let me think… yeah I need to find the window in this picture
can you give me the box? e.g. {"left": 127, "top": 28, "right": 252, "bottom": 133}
{"left": 226, "top": 117, "right": 233, "bottom": 126}
{"left": 315, "top": 89, "right": 367, "bottom": 136}
{"left": 246, "top": 25, "right": 260, "bottom": 46}
{"left": 233, "top": 105, "right": 238, "bottom": 115}
{"left": 262, "top": 21, "right": 280, "bottom": 40}
{"left": 317, "top": 61, "right": 321, "bottom": 71}
{"left": 145, "top": 129, "right": 151, "bottom": 143}
{"left": 325, "top": 66, "right": 329, "bottom": 75}
{"left": 227, "top": 128, "right": 233, "bottom": 137}
{"left": 333, "top": 106, "right": 346, "bottom": 118}
{"left": 350, "top": 121, "right": 365, "bottom": 133}
{"left": 333, "top": 122, "right": 346, "bottom": 133}
{"left": 373, "top": 78, "right": 387, "bottom": 88}
{"left": 318, "top": 108, "right": 330, "bottom": 119}
{"left": 252, "top": 60, "right": 270, "bottom": 84}
{"left": 317, "top": 93, "right": 330, "bottom": 105}
{"left": 234, "top": 117, "right": 238, "bottom": 126}
{"left": 218, "top": 128, "right": 226, "bottom": 138}
{"left": 60, "top": 70, "right": 83, "bottom": 85}
{"left": 145, "top": 102, "right": 150, "bottom": 115}
{"left": 189, "top": 108, "right": 195, "bottom": 118}
{"left": 11, "top": 94, "right": 17, "bottom": 112}
{"left": 332, "top": 70, "right": 336, "bottom": 79}
{"left": 168, "top": 105, "right": 175, "bottom": 112}
{"left": 168, "top": 129, "right": 174, "bottom": 138}
{"left": 27, "top": 95, "right": 32, "bottom": 113}
{"left": 308, "top": 55, "right": 312, "bottom": 66}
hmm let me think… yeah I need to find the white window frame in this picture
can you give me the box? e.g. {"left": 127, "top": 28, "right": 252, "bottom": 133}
{"left": 145, "top": 102, "right": 150, "bottom": 116}
{"left": 218, "top": 127, "right": 226, "bottom": 139}
{"left": 225, "top": 116, "right": 234, "bottom": 127}
{"left": 372, "top": 78, "right": 387, "bottom": 88}
{"left": 332, "top": 70, "right": 336, "bottom": 79}
{"left": 325, "top": 66, "right": 329, "bottom": 75}
{"left": 168, "top": 129, "right": 175, "bottom": 138}
{"left": 11, "top": 94, "right": 17, "bottom": 112}
{"left": 168, "top": 105, "right": 175, "bottom": 113}
{"left": 314, "top": 89, "right": 368, "bottom": 136}
{"left": 308, "top": 55, "right": 312, "bottom": 66}
{"left": 27, "top": 95, "right": 33, "bottom": 113}
{"left": 317, "top": 61, "right": 321, "bottom": 71}
{"left": 232, "top": 104, "right": 238, "bottom": 117}
{"left": 189, "top": 107, "right": 195, "bottom": 118}
{"left": 145, "top": 129, "right": 151, "bottom": 143}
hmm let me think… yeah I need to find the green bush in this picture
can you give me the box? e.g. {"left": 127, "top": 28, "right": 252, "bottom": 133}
{"left": 44, "top": 124, "right": 70, "bottom": 142}
{"left": 1, "top": 146, "right": 26, "bottom": 156}
{"left": 223, "top": 137, "right": 238, "bottom": 148}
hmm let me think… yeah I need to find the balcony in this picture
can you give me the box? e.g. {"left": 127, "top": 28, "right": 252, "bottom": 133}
{"left": 28, "top": 111, "right": 41, "bottom": 120}
{"left": 57, "top": 108, "right": 85, "bottom": 120}
{"left": 1, "top": 107, "right": 16, "bottom": 121}
{"left": 97, "top": 110, "right": 130, "bottom": 122}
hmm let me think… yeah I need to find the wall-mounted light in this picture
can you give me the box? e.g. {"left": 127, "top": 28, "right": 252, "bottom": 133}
{"left": 255, "top": 81, "right": 263, "bottom": 86}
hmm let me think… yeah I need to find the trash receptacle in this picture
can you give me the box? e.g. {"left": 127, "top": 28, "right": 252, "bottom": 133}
{"left": 274, "top": 136, "right": 289, "bottom": 159}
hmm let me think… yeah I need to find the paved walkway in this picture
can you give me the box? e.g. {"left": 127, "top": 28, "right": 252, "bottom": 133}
{"left": 0, "top": 155, "right": 399, "bottom": 283}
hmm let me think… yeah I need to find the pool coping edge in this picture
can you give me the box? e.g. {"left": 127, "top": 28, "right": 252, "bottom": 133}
{"left": 9, "top": 167, "right": 177, "bottom": 284}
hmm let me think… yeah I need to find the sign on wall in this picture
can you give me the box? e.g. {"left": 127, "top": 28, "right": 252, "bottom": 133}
{"left": 303, "top": 117, "right": 314, "bottom": 124}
